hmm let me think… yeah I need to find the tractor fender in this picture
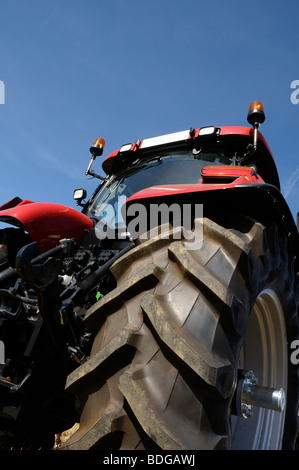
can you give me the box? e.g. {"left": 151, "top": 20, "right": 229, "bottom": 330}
{"left": 123, "top": 183, "right": 299, "bottom": 264}
{"left": 0, "top": 198, "right": 93, "bottom": 253}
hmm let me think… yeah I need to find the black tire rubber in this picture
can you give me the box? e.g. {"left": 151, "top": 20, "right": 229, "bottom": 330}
{"left": 62, "top": 216, "right": 299, "bottom": 450}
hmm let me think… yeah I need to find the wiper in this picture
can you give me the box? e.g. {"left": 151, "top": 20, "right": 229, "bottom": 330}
{"left": 118, "top": 157, "right": 162, "bottom": 181}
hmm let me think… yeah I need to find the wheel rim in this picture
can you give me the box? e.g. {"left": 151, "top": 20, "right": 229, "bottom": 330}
{"left": 231, "top": 289, "right": 288, "bottom": 450}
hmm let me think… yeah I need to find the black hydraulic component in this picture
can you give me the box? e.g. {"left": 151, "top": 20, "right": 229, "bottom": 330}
{"left": 0, "top": 266, "right": 18, "bottom": 287}
{"left": 0, "top": 289, "right": 24, "bottom": 319}
{"left": 77, "top": 241, "right": 134, "bottom": 291}
{"left": 15, "top": 239, "right": 78, "bottom": 289}
{"left": 2, "top": 236, "right": 135, "bottom": 383}
{"left": 11, "top": 239, "right": 81, "bottom": 373}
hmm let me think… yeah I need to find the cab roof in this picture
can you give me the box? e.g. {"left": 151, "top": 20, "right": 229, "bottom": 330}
{"left": 102, "top": 126, "right": 280, "bottom": 190}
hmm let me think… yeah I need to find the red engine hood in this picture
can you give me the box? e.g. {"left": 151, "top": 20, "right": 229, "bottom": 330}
{"left": 0, "top": 198, "right": 93, "bottom": 253}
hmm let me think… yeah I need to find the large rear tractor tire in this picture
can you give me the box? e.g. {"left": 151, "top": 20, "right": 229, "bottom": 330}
{"left": 62, "top": 216, "right": 299, "bottom": 450}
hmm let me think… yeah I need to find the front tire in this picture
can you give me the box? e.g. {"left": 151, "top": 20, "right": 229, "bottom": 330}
{"left": 62, "top": 216, "right": 299, "bottom": 450}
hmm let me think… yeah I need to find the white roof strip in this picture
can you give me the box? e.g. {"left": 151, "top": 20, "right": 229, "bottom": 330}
{"left": 140, "top": 129, "right": 190, "bottom": 149}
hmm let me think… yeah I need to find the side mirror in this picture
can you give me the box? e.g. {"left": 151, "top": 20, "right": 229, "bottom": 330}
{"left": 73, "top": 188, "right": 87, "bottom": 206}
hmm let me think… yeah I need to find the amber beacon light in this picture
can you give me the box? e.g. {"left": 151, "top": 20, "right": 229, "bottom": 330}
{"left": 90, "top": 137, "right": 105, "bottom": 157}
{"left": 247, "top": 101, "right": 265, "bottom": 126}
{"left": 85, "top": 137, "right": 106, "bottom": 179}
{"left": 247, "top": 100, "right": 265, "bottom": 150}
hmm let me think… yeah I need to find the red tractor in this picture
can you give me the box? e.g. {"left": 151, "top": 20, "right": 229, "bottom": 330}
{"left": 0, "top": 101, "right": 298, "bottom": 450}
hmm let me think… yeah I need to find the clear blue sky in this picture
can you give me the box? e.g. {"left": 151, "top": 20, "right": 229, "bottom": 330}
{"left": 0, "top": 0, "right": 299, "bottom": 221}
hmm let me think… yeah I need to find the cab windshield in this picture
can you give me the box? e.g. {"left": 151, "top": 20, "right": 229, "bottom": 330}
{"left": 88, "top": 149, "right": 232, "bottom": 225}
